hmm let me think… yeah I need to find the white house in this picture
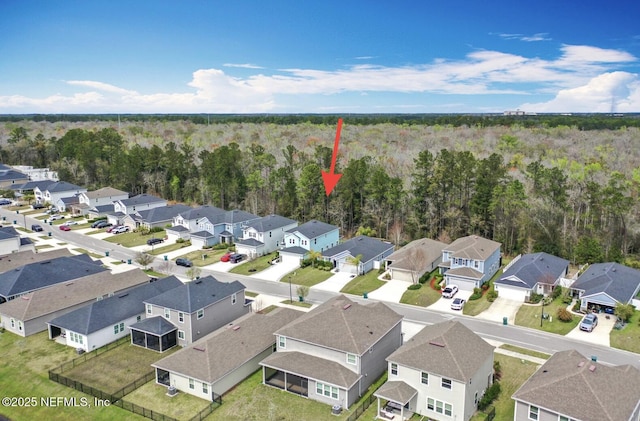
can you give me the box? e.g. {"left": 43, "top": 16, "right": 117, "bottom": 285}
{"left": 70, "top": 187, "right": 129, "bottom": 216}
{"left": 235, "top": 214, "right": 298, "bottom": 258}
{"left": 33, "top": 181, "right": 87, "bottom": 210}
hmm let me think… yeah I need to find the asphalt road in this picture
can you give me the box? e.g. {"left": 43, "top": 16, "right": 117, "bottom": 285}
{"left": 2, "top": 206, "right": 640, "bottom": 368}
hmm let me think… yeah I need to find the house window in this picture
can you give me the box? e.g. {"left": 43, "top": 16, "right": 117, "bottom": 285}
{"left": 178, "top": 330, "right": 185, "bottom": 340}
{"left": 164, "top": 308, "right": 171, "bottom": 319}
{"left": 203, "top": 383, "right": 208, "bottom": 395}
{"left": 528, "top": 406, "right": 539, "bottom": 420}
{"left": 119, "top": 322, "right": 124, "bottom": 332}
{"left": 346, "top": 353, "right": 357, "bottom": 365}
{"left": 474, "top": 391, "right": 478, "bottom": 405}
{"left": 137, "top": 315, "right": 141, "bottom": 322}
{"left": 421, "top": 372, "right": 429, "bottom": 385}
{"left": 114, "top": 324, "right": 120, "bottom": 334}
{"left": 278, "top": 336, "right": 286, "bottom": 349}
{"left": 232, "top": 293, "right": 237, "bottom": 305}
{"left": 179, "top": 312, "right": 184, "bottom": 323}
{"left": 390, "top": 363, "right": 398, "bottom": 376}
{"left": 10, "top": 319, "right": 15, "bottom": 328}
{"left": 316, "top": 382, "right": 339, "bottom": 400}
{"left": 189, "top": 378, "right": 194, "bottom": 390}
{"left": 441, "top": 378, "right": 452, "bottom": 389}
{"left": 197, "top": 309, "right": 204, "bottom": 319}
{"left": 559, "top": 416, "right": 576, "bottom": 421}
{"left": 427, "top": 397, "right": 452, "bottom": 416}
{"left": 146, "top": 304, "right": 152, "bottom": 315}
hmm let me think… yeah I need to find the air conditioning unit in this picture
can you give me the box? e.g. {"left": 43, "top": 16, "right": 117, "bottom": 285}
{"left": 331, "top": 405, "right": 342, "bottom": 415}
{"left": 167, "top": 386, "right": 178, "bottom": 397}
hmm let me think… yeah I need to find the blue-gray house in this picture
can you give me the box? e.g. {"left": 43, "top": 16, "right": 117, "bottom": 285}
{"left": 572, "top": 262, "right": 640, "bottom": 313}
{"left": 438, "top": 235, "right": 502, "bottom": 291}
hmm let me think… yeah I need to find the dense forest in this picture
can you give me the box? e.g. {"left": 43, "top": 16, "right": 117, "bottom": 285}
{"left": 1, "top": 115, "right": 639, "bottom": 267}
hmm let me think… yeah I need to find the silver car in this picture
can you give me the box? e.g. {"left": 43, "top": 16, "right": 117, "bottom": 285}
{"left": 579, "top": 313, "right": 598, "bottom": 332}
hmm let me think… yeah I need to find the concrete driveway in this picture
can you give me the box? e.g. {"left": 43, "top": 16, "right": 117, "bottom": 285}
{"left": 367, "top": 279, "right": 411, "bottom": 303}
{"left": 251, "top": 261, "right": 300, "bottom": 281}
{"left": 312, "top": 271, "right": 357, "bottom": 292}
{"left": 427, "top": 290, "right": 473, "bottom": 314}
{"left": 565, "top": 312, "right": 615, "bottom": 347}
{"left": 475, "top": 297, "right": 522, "bottom": 325}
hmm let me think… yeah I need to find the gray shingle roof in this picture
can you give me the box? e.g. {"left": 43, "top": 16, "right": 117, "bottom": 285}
{"left": 512, "top": 349, "right": 640, "bottom": 421}
{"left": 387, "top": 320, "right": 494, "bottom": 383}
{"left": 153, "top": 308, "right": 303, "bottom": 383}
{"left": 0, "top": 254, "right": 107, "bottom": 300}
{"left": 144, "top": 275, "right": 245, "bottom": 313}
{"left": 275, "top": 295, "right": 402, "bottom": 354}
{"left": 177, "top": 205, "right": 226, "bottom": 221}
{"left": 322, "top": 235, "right": 394, "bottom": 263}
{"left": 166, "top": 225, "right": 189, "bottom": 233}
{"left": 496, "top": 252, "right": 569, "bottom": 289}
{"left": 374, "top": 381, "right": 418, "bottom": 405}
{"left": 444, "top": 235, "right": 501, "bottom": 261}
{"left": 129, "top": 316, "right": 177, "bottom": 335}
{"left": 43, "top": 181, "right": 84, "bottom": 193}
{"left": 572, "top": 262, "right": 640, "bottom": 304}
{"left": 190, "top": 230, "right": 214, "bottom": 238}
{"left": 0, "top": 249, "right": 73, "bottom": 272}
{"left": 91, "top": 204, "right": 115, "bottom": 213}
{"left": 137, "top": 204, "right": 192, "bottom": 224}
{"left": 386, "top": 238, "right": 448, "bottom": 272}
{"left": 48, "top": 276, "right": 182, "bottom": 335}
{"left": 0, "top": 226, "right": 20, "bottom": 241}
{"left": 286, "top": 219, "right": 337, "bottom": 238}
{"left": 280, "top": 246, "right": 308, "bottom": 255}
{"left": 84, "top": 187, "right": 127, "bottom": 199}
{"left": 120, "top": 194, "right": 165, "bottom": 206}
{"left": 9, "top": 180, "right": 56, "bottom": 191}
{"left": 207, "top": 209, "right": 260, "bottom": 225}
{"left": 0, "top": 169, "right": 29, "bottom": 181}
{"left": 243, "top": 214, "right": 296, "bottom": 232}
{"left": 235, "top": 238, "right": 263, "bottom": 247}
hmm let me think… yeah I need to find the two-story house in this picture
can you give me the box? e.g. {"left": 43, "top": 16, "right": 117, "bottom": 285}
{"left": 47, "top": 276, "right": 182, "bottom": 352}
{"left": 107, "top": 194, "right": 167, "bottom": 226}
{"left": 512, "top": 349, "right": 640, "bottom": 421}
{"left": 321, "top": 235, "right": 395, "bottom": 275}
{"left": 123, "top": 204, "right": 192, "bottom": 231}
{"left": 70, "top": 187, "right": 128, "bottom": 216}
{"left": 278, "top": 219, "right": 340, "bottom": 265}
{"left": 189, "top": 209, "right": 260, "bottom": 248}
{"left": 33, "top": 181, "right": 87, "bottom": 210}
{"left": 260, "top": 295, "right": 403, "bottom": 410}
{"left": 0, "top": 226, "right": 34, "bottom": 256}
{"left": 438, "top": 235, "right": 502, "bottom": 291}
{"left": 235, "top": 214, "right": 298, "bottom": 258}
{"left": 136, "top": 275, "right": 250, "bottom": 348}
{"left": 376, "top": 320, "right": 494, "bottom": 421}
{"left": 167, "top": 205, "right": 227, "bottom": 242}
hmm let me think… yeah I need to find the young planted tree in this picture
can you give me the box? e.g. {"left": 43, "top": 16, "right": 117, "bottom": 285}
{"left": 134, "top": 252, "right": 154, "bottom": 270}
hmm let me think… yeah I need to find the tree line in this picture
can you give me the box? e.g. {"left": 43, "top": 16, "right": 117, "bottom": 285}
{"left": 1, "top": 124, "right": 639, "bottom": 267}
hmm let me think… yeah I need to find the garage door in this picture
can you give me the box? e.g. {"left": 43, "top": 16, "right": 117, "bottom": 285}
{"left": 495, "top": 284, "right": 527, "bottom": 302}
{"left": 447, "top": 276, "right": 476, "bottom": 291}
{"left": 280, "top": 253, "right": 301, "bottom": 266}
{"left": 338, "top": 261, "right": 358, "bottom": 274}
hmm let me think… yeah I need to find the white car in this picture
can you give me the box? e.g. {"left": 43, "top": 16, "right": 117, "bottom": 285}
{"left": 111, "top": 226, "right": 129, "bottom": 234}
{"left": 62, "top": 220, "right": 78, "bottom": 226}
{"left": 441, "top": 284, "right": 459, "bottom": 298}
{"left": 49, "top": 214, "right": 64, "bottom": 221}
{"left": 451, "top": 297, "right": 465, "bottom": 310}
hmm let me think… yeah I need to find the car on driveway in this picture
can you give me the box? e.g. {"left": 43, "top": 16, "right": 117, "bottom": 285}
{"left": 62, "top": 220, "right": 78, "bottom": 226}
{"left": 59, "top": 225, "right": 71, "bottom": 231}
{"left": 31, "top": 203, "right": 45, "bottom": 210}
{"left": 442, "top": 284, "right": 459, "bottom": 298}
{"left": 94, "top": 220, "right": 112, "bottom": 229}
{"left": 146, "top": 237, "right": 164, "bottom": 246}
{"left": 0, "top": 198, "right": 11, "bottom": 206}
{"left": 229, "top": 253, "right": 247, "bottom": 263}
{"left": 176, "top": 257, "right": 193, "bottom": 267}
{"left": 220, "top": 252, "right": 233, "bottom": 262}
{"left": 111, "top": 226, "right": 129, "bottom": 234}
{"left": 580, "top": 313, "right": 598, "bottom": 332}
{"left": 31, "top": 224, "right": 44, "bottom": 232}
{"left": 451, "top": 297, "right": 465, "bottom": 310}
{"left": 49, "top": 214, "right": 64, "bottom": 221}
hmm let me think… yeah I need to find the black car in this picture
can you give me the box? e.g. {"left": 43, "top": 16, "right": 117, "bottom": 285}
{"left": 91, "top": 219, "right": 107, "bottom": 228}
{"left": 0, "top": 199, "right": 11, "bottom": 206}
{"left": 176, "top": 258, "right": 193, "bottom": 267}
{"left": 229, "top": 253, "right": 247, "bottom": 263}
{"left": 31, "top": 224, "right": 44, "bottom": 232}
{"left": 147, "top": 238, "right": 164, "bottom": 246}
{"left": 32, "top": 203, "right": 45, "bottom": 210}
{"left": 95, "top": 221, "right": 112, "bottom": 229}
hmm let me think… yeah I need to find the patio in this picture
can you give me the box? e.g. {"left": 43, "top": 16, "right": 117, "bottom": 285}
{"left": 265, "top": 370, "right": 309, "bottom": 397}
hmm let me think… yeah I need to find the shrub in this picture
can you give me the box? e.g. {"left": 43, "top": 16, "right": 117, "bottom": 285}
{"left": 481, "top": 283, "right": 490, "bottom": 291}
{"left": 176, "top": 238, "right": 185, "bottom": 243}
{"left": 407, "top": 284, "right": 422, "bottom": 290}
{"left": 300, "top": 259, "right": 312, "bottom": 268}
{"left": 477, "top": 382, "right": 501, "bottom": 411}
{"left": 469, "top": 288, "right": 483, "bottom": 300}
{"left": 615, "top": 303, "right": 636, "bottom": 323}
{"left": 557, "top": 308, "right": 573, "bottom": 322}
{"left": 418, "top": 273, "right": 430, "bottom": 284}
{"left": 434, "top": 283, "right": 442, "bottom": 291}
{"left": 493, "top": 360, "right": 502, "bottom": 380}
{"left": 572, "top": 301, "right": 581, "bottom": 312}
{"left": 562, "top": 295, "right": 573, "bottom": 304}
{"left": 149, "top": 226, "right": 164, "bottom": 233}
{"left": 551, "top": 285, "right": 563, "bottom": 299}
{"left": 213, "top": 242, "right": 232, "bottom": 250}
{"left": 529, "top": 293, "right": 543, "bottom": 304}
{"left": 487, "top": 290, "right": 498, "bottom": 302}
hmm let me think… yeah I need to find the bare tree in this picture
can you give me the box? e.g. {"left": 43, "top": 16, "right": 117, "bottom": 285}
{"left": 134, "top": 252, "right": 154, "bottom": 270}
{"left": 405, "top": 246, "right": 427, "bottom": 284}
{"left": 186, "top": 266, "right": 202, "bottom": 281}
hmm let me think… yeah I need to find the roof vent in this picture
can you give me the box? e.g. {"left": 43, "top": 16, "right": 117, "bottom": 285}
{"left": 429, "top": 341, "right": 445, "bottom": 348}
{"left": 193, "top": 346, "right": 205, "bottom": 352}
{"left": 41, "top": 261, "right": 51, "bottom": 264}
{"left": 589, "top": 365, "right": 596, "bottom": 372}
{"left": 118, "top": 293, "right": 129, "bottom": 298}
{"left": 342, "top": 304, "right": 352, "bottom": 310}
{"left": 232, "top": 325, "right": 241, "bottom": 331}
{"left": 578, "top": 361, "right": 585, "bottom": 367}
{"left": 195, "top": 280, "right": 202, "bottom": 284}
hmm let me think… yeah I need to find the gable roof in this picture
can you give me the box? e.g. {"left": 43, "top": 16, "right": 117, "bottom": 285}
{"left": 84, "top": 187, "right": 128, "bottom": 200}
{"left": 0, "top": 269, "right": 150, "bottom": 321}
{"left": 512, "top": 349, "right": 640, "bottom": 421}
{"left": 206, "top": 209, "right": 260, "bottom": 225}
{"left": 48, "top": 276, "right": 183, "bottom": 335}
{"left": 244, "top": 214, "right": 297, "bottom": 232}
{"left": 0, "top": 226, "right": 21, "bottom": 241}
{"left": 444, "top": 235, "right": 501, "bottom": 261}
{"left": 153, "top": 307, "right": 302, "bottom": 383}
{"left": 572, "top": 262, "right": 640, "bottom": 303}
{"left": 0, "top": 249, "right": 73, "bottom": 272}
{"left": 495, "top": 252, "right": 569, "bottom": 289}
{"left": 387, "top": 320, "right": 494, "bottom": 383}
{"left": 0, "top": 254, "right": 107, "bottom": 299}
{"left": 286, "top": 219, "right": 338, "bottom": 238}
{"left": 9, "top": 180, "right": 56, "bottom": 191}
{"left": 136, "top": 204, "right": 192, "bottom": 224}
{"left": 386, "top": 238, "right": 449, "bottom": 271}
{"left": 275, "top": 295, "right": 402, "bottom": 354}
{"left": 322, "top": 235, "right": 394, "bottom": 263}
{"left": 144, "top": 275, "right": 245, "bottom": 313}
{"left": 119, "top": 193, "right": 165, "bottom": 206}
{"left": 0, "top": 169, "right": 29, "bottom": 182}
{"left": 129, "top": 316, "right": 177, "bottom": 335}
{"left": 41, "top": 181, "right": 85, "bottom": 193}
{"left": 177, "top": 205, "right": 226, "bottom": 222}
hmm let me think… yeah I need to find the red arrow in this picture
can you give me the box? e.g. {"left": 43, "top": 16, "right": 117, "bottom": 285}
{"left": 321, "top": 118, "right": 343, "bottom": 196}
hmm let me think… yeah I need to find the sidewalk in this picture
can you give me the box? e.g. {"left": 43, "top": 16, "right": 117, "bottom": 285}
{"left": 484, "top": 339, "right": 548, "bottom": 365}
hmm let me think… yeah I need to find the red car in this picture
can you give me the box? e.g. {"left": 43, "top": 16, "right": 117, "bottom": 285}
{"left": 59, "top": 225, "right": 71, "bottom": 231}
{"left": 220, "top": 252, "right": 233, "bottom": 262}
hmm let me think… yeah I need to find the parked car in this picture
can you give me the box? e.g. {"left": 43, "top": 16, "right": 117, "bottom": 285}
{"left": 31, "top": 203, "right": 45, "bottom": 210}
{"left": 49, "top": 214, "right": 64, "bottom": 221}
{"left": 176, "top": 257, "right": 193, "bottom": 267}
{"left": 441, "top": 284, "right": 459, "bottom": 298}
{"left": 62, "top": 220, "right": 78, "bottom": 226}
{"left": 111, "top": 226, "right": 129, "bottom": 234}
{"left": 31, "top": 224, "right": 44, "bottom": 232}
{"left": 106, "top": 225, "right": 118, "bottom": 233}
{"left": 59, "top": 225, "right": 71, "bottom": 231}
{"left": 580, "top": 313, "right": 598, "bottom": 332}
{"left": 220, "top": 252, "right": 233, "bottom": 262}
{"left": 451, "top": 297, "right": 465, "bottom": 311}
{"left": 46, "top": 208, "right": 58, "bottom": 214}
{"left": 229, "top": 253, "right": 247, "bottom": 263}
{"left": 0, "top": 198, "right": 11, "bottom": 206}
{"left": 91, "top": 219, "right": 107, "bottom": 228}
{"left": 147, "top": 237, "right": 164, "bottom": 246}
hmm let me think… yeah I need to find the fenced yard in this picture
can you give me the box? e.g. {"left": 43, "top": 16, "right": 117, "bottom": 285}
{"left": 125, "top": 380, "right": 216, "bottom": 421}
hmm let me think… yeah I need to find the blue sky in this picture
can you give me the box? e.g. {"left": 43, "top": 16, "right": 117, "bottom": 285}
{"left": 1, "top": 0, "right": 639, "bottom": 113}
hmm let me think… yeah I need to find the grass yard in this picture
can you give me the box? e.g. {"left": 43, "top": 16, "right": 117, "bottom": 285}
{"left": 0, "top": 331, "right": 141, "bottom": 421}
{"left": 176, "top": 248, "right": 227, "bottom": 267}
{"left": 229, "top": 253, "right": 278, "bottom": 275}
{"left": 340, "top": 270, "right": 385, "bottom": 296}
{"left": 124, "top": 381, "right": 212, "bottom": 421}
{"left": 514, "top": 298, "right": 579, "bottom": 335}
{"left": 283, "top": 266, "right": 334, "bottom": 287}
{"left": 104, "top": 230, "right": 167, "bottom": 247}
{"left": 610, "top": 311, "right": 640, "bottom": 353}
{"left": 72, "top": 248, "right": 105, "bottom": 259}
{"left": 400, "top": 282, "right": 441, "bottom": 307}
{"left": 147, "top": 241, "right": 189, "bottom": 255}
{"left": 499, "top": 344, "right": 550, "bottom": 360}
{"left": 62, "top": 343, "right": 178, "bottom": 394}
{"left": 281, "top": 300, "right": 313, "bottom": 308}
{"left": 35, "top": 244, "right": 54, "bottom": 250}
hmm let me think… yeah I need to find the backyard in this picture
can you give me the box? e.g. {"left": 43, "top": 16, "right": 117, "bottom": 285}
{"left": 124, "top": 380, "right": 213, "bottom": 421}
{"left": 340, "top": 270, "right": 385, "bottom": 296}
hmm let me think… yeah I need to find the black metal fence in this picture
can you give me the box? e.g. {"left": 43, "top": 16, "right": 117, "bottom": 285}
{"left": 52, "top": 336, "right": 130, "bottom": 374}
{"left": 188, "top": 394, "right": 222, "bottom": 421}
{"left": 484, "top": 406, "right": 496, "bottom": 421}
{"left": 345, "top": 394, "right": 376, "bottom": 421}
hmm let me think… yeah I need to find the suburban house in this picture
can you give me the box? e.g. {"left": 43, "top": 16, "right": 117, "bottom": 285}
{"left": 376, "top": 320, "right": 494, "bottom": 421}
{"left": 56, "top": 195, "right": 79, "bottom": 212}
{"left": 47, "top": 276, "right": 183, "bottom": 352}
{"left": 385, "top": 238, "right": 449, "bottom": 283}
{"left": 571, "top": 262, "right": 640, "bottom": 313}
{"left": 123, "top": 204, "right": 192, "bottom": 231}
{"left": 0, "top": 254, "right": 107, "bottom": 304}
{"left": 512, "top": 349, "right": 640, "bottom": 421}
{"left": 168, "top": 205, "right": 226, "bottom": 242}
{"left": 107, "top": 194, "right": 167, "bottom": 226}
{"left": 33, "top": 181, "right": 87, "bottom": 210}
{"left": 235, "top": 214, "right": 298, "bottom": 258}
{"left": 9, "top": 165, "right": 58, "bottom": 182}
{"left": 136, "top": 275, "right": 250, "bottom": 349}
{"left": 0, "top": 226, "right": 34, "bottom": 256}
{"left": 278, "top": 219, "right": 340, "bottom": 265}
{"left": 9, "top": 180, "right": 57, "bottom": 197}
{"left": 188, "top": 209, "right": 260, "bottom": 248}
{"left": 438, "top": 235, "right": 502, "bottom": 291}
{"left": 0, "top": 249, "right": 72, "bottom": 272}
{"left": 493, "top": 252, "right": 570, "bottom": 302}
{"left": 321, "top": 235, "right": 395, "bottom": 275}
{"left": 0, "top": 269, "right": 150, "bottom": 337}
{"left": 152, "top": 307, "right": 302, "bottom": 400}
{"left": 70, "top": 187, "right": 129, "bottom": 216}
{"left": 0, "top": 164, "right": 29, "bottom": 188}
{"left": 260, "top": 295, "right": 403, "bottom": 410}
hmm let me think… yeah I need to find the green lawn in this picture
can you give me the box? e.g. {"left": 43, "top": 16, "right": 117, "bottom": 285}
{"left": 0, "top": 331, "right": 143, "bottom": 421}
{"left": 463, "top": 270, "right": 504, "bottom": 316}
{"left": 611, "top": 311, "right": 640, "bottom": 353}
{"left": 72, "top": 248, "right": 105, "bottom": 259}
{"left": 123, "top": 380, "right": 212, "bottom": 421}
{"left": 176, "top": 248, "right": 227, "bottom": 267}
{"left": 514, "top": 298, "right": 579, "bottom": 335}
{"left": 104, "top": 230, "right": 167, "bottom": 247}
{"left": 147, "top": 241, "right": 190, "bottom": 255}
{"left": 281, "top": 300, "right": 313, "bottom": 308}
{"left": 340, "top": 270, "right": 385, "bottom": 296}
{"left": 229, "top": 253, "right": 278, "bottom": 275}
{"left": 282, "top": 266, "right": 334, "bottom": 287}
{"left": 499, "top": 344, "right": 550, "bottom": 360}
{"left": 400, "top": 282, "right": 441, "bottom": 307}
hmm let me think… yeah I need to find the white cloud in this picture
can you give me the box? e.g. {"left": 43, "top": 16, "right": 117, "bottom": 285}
{"left": 222, "top": 63, "right": 264, "bottom": 69}
{"left": 66, "top": 80, "right": 137, "bottom": 95}
{"left": 497, "top": 32, "right": 551, "bottom": 42}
